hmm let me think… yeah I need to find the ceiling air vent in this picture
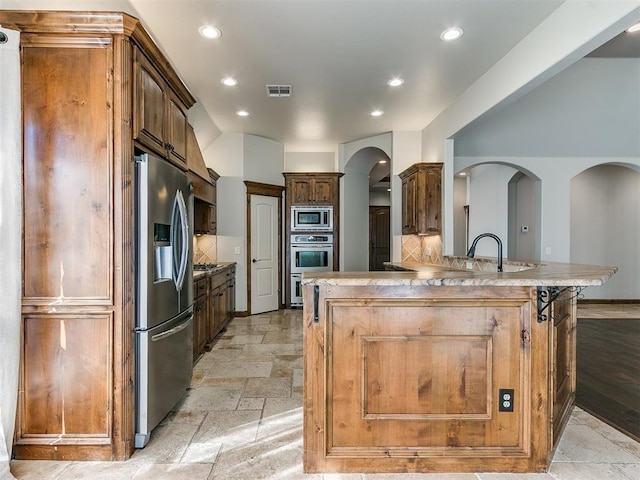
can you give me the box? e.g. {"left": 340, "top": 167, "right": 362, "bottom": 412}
{"left": 266, "top": 85, "right": 292, "bottom": 97}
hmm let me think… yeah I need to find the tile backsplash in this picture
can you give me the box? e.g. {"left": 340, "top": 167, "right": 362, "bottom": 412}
{"left": 194, "top": 235, "right": 217, "bottom": 263}
{"left": 402, "top": 235, "right": 443, "bottom": 264}
{"left": 401, "top": 234, "right": 538, "bottom": 272}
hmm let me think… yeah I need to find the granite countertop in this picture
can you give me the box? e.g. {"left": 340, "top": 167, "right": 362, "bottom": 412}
{"left": 193, "top": 262, "right": 235, "bottom": 280}
{"left": 301, "top": 259, "right": 617, "bottom": 287}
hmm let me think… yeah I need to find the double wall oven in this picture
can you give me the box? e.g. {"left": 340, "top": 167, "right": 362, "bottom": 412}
{"left": 290, "top": 233, "right": 333, "bottom": 306}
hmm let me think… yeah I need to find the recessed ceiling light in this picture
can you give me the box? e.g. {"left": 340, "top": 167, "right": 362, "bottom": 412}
{"left": 370, "top": 109, "right": 384, "bottom": 117}
{"left": 378, "top": 159, "right": 388, "bottom": 164}
{"left": 387, "top": 188, "right": 392, "bottom": 192}
{"left": 236, "top": 110, "right": 249, "bottom": 117}
{"left": 440, "top": 27, "right": 463, "bottom": 41}
{"left": 627, "top": 22, "right": 640, "bottom": 33}
{"left": 221, "top": 77, "right": 238, "bottom": 87}
{"left": 387, "top": 77, "right": 404, "bottom": 87}
{"left": 199, "top": 25, "right": 221, "bottom": 39}
{"left": 458, "top": 171, "right": 467, "bottom": 177}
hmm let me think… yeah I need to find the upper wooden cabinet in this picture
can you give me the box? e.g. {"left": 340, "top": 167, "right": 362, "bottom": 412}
{"left": 399, "top": 163, "right": 443, "bottom": 236}
{"left": 0, "top": 10, "right": 195, "bottom": 462}
{"left": 134, "top": 48, "right": 189, "bottom": 169}
{"left": 194, "top": 201, "right": 217, "bottom": 234}
{"left": 188, "top": 124, "right": 218, "bottom": 234}
{"left": 285, "top": 173, "right": 339, "bottom": 205}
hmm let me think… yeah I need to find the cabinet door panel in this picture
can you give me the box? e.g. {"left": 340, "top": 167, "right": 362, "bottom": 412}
{"left": 399, "top": 164, "right": 442, "bottom": 236}
{"left": 424, "top": 169, "right": 441, "bottom": 233}
{"left": 328, "top": 301, "right": 527, "bottom": 451}
{"left": 401, "top": 175, "right": 417, "bottom": 234}
{"left": 312, "top": 178, "right": 334, "bottom": 204}
{"left": 551, "top": 291, "right": 576, "bottom": 445}
{"left": 22, "top": 314, "right": 112, "bottom": 436}
{"left": 134, "top": 51, "right": 166, "bottom": 155}
{"left": 168, "top": 92, "right": 188, "bottom": 166}
{"left": 194, "top": 293, "right": 207, "bottom": 359}
{"left": 22, "top": 45, "right": 112, "bottom": 302}
{"left": 291, "top": 179, "right": 312, "bottom": 204}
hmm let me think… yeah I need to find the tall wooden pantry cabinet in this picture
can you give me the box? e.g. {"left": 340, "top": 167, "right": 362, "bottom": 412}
{"left": 1, "top": 11, "right": 195, "bottom": 460}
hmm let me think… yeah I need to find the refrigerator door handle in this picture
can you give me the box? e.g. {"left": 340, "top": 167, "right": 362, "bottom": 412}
{"left": 150, "top": 315, "right": 193, "bottom": 342}
{"left": 171, "top": 189, "right": 189, "bottom": 291}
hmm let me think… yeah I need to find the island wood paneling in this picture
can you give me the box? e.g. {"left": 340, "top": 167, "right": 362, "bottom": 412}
{"left": 550, "top": 288, "right": 577, "bottom": 446}
{"left": 304, "top": 284, "right": 557, "bottom": 474}
{"left": 328, "top": 301, "right": 526, "bottom": 450}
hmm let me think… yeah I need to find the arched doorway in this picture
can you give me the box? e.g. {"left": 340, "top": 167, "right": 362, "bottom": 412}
{"left": 343, "top": 147, "right": 390, "bottom": 271}
{"left": 570, "top": 163, "right": 640, "bottom": 300}
{"left": 453, "top": 162, "right": 541, "bottom": 260}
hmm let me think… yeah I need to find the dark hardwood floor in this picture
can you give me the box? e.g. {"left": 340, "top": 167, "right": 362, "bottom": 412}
{"left": 576, "top": 318, "right": 640, "bottom": 442}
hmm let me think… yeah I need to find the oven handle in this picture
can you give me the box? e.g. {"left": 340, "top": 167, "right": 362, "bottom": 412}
{"left": 290, "top": 244, "right": 332, "bottom": 248}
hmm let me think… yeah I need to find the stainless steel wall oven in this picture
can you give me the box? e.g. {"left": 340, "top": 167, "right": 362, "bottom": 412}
{"left": 290, "top": 234, "right": 333, "bottom": 306}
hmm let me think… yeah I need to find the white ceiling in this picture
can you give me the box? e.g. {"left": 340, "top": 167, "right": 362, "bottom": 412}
{"left": 7, "top": 0, "right": 576, "bottom": 152}
{"left": 7, "top": 0, "right": 638, "bottom": 155}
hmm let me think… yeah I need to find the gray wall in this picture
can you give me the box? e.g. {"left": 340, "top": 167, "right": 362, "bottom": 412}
{"left": 508, "top": 173, "right": 538, "bottom": 261}
{"left": 454, "top": 57, "right": 640, "bottom": 298}
{"left": 204, "top": 133, "right": 285, "bottom": 312}
{"left": 455, "top": 59, "right": 640, "bottom": 158}
{"left": 453, "top": 176, "right": 468, "bottom": 256}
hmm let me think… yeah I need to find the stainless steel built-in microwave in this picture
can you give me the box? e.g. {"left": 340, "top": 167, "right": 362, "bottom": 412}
{"left": 291, "top": 206, "right": 333, "bottom": 232}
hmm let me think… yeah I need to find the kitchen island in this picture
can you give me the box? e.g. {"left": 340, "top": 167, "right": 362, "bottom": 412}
{"left": 301, "top": 260, "right": 616, "bottom": 474}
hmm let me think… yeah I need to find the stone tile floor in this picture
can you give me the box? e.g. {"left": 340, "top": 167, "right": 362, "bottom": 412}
{"left": 10, "top": 308, "right": 640, "bottom": 480}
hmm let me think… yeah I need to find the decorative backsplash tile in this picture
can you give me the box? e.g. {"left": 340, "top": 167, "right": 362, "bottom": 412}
{"left": 401, "top": 234, "right": 443, "bottom": 264}
{"left": 421, "top": 235, "right": 443, "bottom": 264}
{"left": 401, "top": 235, "right": 535, "bottom": 272}
{"left": 401, "top": 235, "right": 422, "bottom": 262}
{"left": 194, "top": 235, "right": 217, "bottom": 263}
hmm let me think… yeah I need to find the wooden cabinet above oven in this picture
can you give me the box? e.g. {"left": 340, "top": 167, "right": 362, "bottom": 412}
{"left": 284, "top": 173, "right": 341, "bottom": 205}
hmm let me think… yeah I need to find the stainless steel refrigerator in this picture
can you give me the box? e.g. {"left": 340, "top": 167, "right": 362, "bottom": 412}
{"left": 134, "top": 152, "right": 194, "bottom": 448}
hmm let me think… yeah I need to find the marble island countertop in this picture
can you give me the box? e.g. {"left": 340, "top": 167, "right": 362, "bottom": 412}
{"left": 301, "top": 258, "right": 617, "bottom": 287}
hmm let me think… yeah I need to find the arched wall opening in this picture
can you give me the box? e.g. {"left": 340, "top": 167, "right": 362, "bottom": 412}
{"left": 570, "top": 163, "right": 640, "bottom": 299}
{"left": 453, "top": 161, "right": 541, "bottom": 260}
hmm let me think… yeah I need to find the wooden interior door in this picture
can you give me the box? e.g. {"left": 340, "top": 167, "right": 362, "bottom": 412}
{"left": 369, "top": 206, "right": 390, "bottom": 271}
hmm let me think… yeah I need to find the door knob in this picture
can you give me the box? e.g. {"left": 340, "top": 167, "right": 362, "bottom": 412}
{"left": 252, "top": 259, "right": 257, "bottom": 263}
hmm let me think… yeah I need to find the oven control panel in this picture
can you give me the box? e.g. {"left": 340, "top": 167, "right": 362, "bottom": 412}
{"left": 291, "top": 234, "right": 333, "bottom": 245}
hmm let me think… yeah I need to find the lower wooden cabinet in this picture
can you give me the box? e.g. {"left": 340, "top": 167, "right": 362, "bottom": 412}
{"left": 192, "top": 264, "right": 236, "bottom": 361}
{"left": 304, "top": 284, "right": 575, "bottom": 474}
{"left": 193, "top": 277, "right": 209, "bottom": 361}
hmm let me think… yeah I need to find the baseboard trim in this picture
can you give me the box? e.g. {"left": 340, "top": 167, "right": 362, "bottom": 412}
{"left": 578, "top": 299, "right": 640, "bottom": 304}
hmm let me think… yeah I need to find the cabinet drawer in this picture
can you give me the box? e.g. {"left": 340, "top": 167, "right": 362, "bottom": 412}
{"left": 211, "top": 270, "right": 227, "bottom": 290}
{"left": 194, "top": 277, "right": 208, "bottom": 298}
